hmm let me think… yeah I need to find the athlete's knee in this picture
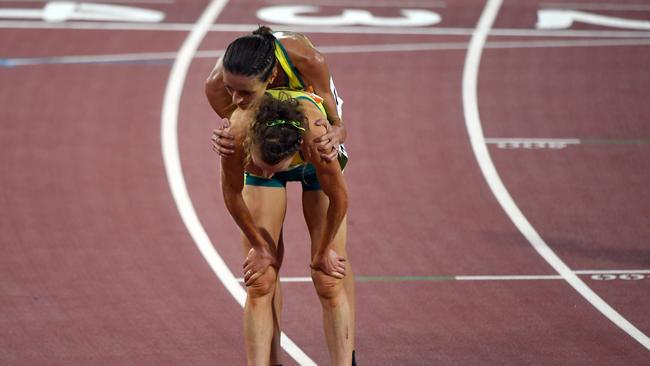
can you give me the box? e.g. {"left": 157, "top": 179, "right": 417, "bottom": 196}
{"left": 247, "top": 268, "right": 278, "bottom": 299}
{"left": 311, "top": 270, "right": 344, "bottom": 303}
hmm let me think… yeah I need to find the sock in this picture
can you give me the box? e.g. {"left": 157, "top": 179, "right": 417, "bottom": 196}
{"left": 352, "top": 350, "right": 356, "bottom": 366}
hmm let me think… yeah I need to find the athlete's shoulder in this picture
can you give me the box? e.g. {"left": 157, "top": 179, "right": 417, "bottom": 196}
{"left": 205, "top": 57, "right": 224, "bottom": 85}
{"left": 274, "top": 31, "right": 311, "bottom": 44}
{"left": 299, "top": 101, "right": 327, "bottom": 135}
{"left": 276, "top": 33, "right": 321, "bottom": 64}
{"left": 226, "top": 107, "right": 254, "bottom": 141}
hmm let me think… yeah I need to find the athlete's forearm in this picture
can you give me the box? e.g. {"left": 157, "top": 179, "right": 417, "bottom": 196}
{"left": 302, "top": 51, "right": 347, "bottom": 142}
{"left": 221, "top": 171, "right": 267, "bottom": 249}
{"left": 315, "top": 173, "right": 348, "bottom": 255}
{"left": 318, "top": 192, "right": 347, "bottom": 255}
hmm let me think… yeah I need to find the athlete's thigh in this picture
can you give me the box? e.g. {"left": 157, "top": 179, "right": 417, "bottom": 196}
{"left": 302, "top": 190, "right": 348, "bottom": 258}
{"left": 242, "top": 185, "right": 288, "bottom": 256}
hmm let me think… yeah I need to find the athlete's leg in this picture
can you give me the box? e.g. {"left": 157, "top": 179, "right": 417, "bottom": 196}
{"left": 242, "top": 185, "right": 287, "bottom": 366}
{"left": 329, "top": 77, "right": 357, "bottom": 365}
{"left": 269, "top": 230, "right": 285, "bottom": 365}
{"left": 303, "top": 190, "right": 354, "bottom": 365}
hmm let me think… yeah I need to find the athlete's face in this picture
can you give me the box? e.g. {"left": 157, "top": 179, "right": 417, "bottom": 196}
{"left": 222, "top": 71, "right": 268, "bottom": 109}
{"left": 250, "top": 147, "right": 294, "bottom": 179}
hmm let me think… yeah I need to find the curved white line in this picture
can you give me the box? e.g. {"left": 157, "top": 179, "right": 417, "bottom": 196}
{"left": 160, "top": 0, "right": 316, "bottom": 364}
{"left": 462, "top": 0, "right": 650, "bottom": 351}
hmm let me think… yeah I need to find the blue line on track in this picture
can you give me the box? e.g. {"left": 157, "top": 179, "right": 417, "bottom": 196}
{"left": 0, "top": 58, "right": 173, "bottom": 67}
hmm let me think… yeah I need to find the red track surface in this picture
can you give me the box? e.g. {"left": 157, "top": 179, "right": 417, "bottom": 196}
{"left": 1, "top": 1, "right": 649, "bottom": 365}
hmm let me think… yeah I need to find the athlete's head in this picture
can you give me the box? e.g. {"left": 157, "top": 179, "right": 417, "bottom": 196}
{"left": 222, "top": 26, "right": 278, "bottom": 109}
{"left": 246, "top": 94, "right": 306, "bottom": 178}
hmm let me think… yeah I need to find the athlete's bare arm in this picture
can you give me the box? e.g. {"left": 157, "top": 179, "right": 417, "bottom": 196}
{"left": 300, "top": 102, "right": 349, "bottom": 278}
{"left": 277, "top": 34, "right": 345, "bottom": 133}
{"left": 218, "top": 109, "right": 276, "bottom": 285}
{"left": 206, "top": 58, "right": 237, "bottom": 156}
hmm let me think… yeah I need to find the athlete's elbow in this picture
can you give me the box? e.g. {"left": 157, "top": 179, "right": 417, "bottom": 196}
{"left": 221, "top": 179, "right": 242, "bottom": 208}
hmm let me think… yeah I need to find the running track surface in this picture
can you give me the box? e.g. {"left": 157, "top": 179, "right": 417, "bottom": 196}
{"left": 1, "top": 0, "right": 649, "bottom": 365}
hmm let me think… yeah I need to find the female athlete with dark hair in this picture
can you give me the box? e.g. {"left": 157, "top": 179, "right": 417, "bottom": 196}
{"left": 219, "top": 90, "right": 353, "bottom": 365}
{"left": 207, "top": 27, "right": 357, "bottom": 365}
{"left": 206, "top": 26, "right": 346, "bottom": 162}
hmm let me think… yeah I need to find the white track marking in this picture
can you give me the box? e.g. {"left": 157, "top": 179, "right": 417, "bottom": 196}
{"left": 6, "top": 38, "right": 650, "bottom": 67}
{"left": 319, "top": 38, "right": 650, "bottom": 52}
{"left": 575, "top": 270, "right": 650, "bottom": 275}
{"left": 541, "top": 3, "right": 650, "bottom": 12}
{"left": 266, "top": 0, "right": 446, "bottom": 8}
{"left": 237, "top": 270, "right": 650, "bottom": 283}
{"left": 238, "top": 275, "right": 566, "bottom": 282}
{"left": 3, "top": 20, "right": 650, "bottom": 38}
{"left": 484, "top": 138, "right": 581, "bottom": 149}
{"left": 2, "top": 51, "right": 181, "bottom": 66}
{"left": 538, "top": 9, "right": 650, "bottom": 31}
{"left": 0, "top": 2, "right": 165, "bottom": 22}
{"left": 0, "top": 19, "right": 191, "bottom": 29}
{"left": 160, "top": 0, "right": 315, "bottom": 364}
{"left": 257, "top": 5, "right": 441, "bottom": 27}
{"left": 462, "top": 0, "right": 650, "bottom": 351}
{"left": 0, "top": 0, "right": 173, "bottom": 3}
{"left": 455, "top": 275, "right": 563, "bottom": 281}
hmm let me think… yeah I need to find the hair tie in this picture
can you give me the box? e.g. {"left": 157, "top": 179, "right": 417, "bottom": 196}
{"left": 266, "top": 119, "right": 305, "bottom": 131}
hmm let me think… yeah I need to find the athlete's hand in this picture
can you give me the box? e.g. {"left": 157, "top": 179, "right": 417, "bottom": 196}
{"left": 211, "top": 118, "right": 235, "bottom": 157}
{"left": 243, "top": 246, "right": 277, "bottom": 286}
{"left": 313, "top": 119, "right": 343, "bottom": 162}
{"left": 310, "top": 249, "right": 346, "bottom": 279}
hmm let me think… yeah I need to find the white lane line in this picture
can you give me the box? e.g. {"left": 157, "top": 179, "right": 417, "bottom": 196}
{"left": 489, "top": 28, "right": 650, "bottom": 38}
{"left": 2, "top": 51, "right": 181, "bottom": 66}
{"left": 6, "top": 37, "right": 650, "bottom": 67}
{"left": 456, "top": 275, "right": 563, "bottom": 281}
{"left": 462, "top": 0, "right": 650, "bottom": 351}
{"left": 238, "top": 275, "right": 565, "bottom": 282}
{"left": 484, "top": 38, "right": 650, "bottom": 48}
{"left": 3, "top": 20, "right": 650, "bottom": 38}
{"left": 237, "top": 277, "right": 314, "bottom": 283}
{"left": 159, "top": 0, "right": 315, "bottom": 364}
{"left": 318, "top": 38, "right": 650, "bottom": 53}
{"left": 237, "top": 270, "right": 650, "bottom": 283}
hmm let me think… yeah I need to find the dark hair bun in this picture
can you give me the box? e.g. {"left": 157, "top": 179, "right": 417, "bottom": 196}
{"left": 252, "top": 25, "right": 273, "bottom": 36}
